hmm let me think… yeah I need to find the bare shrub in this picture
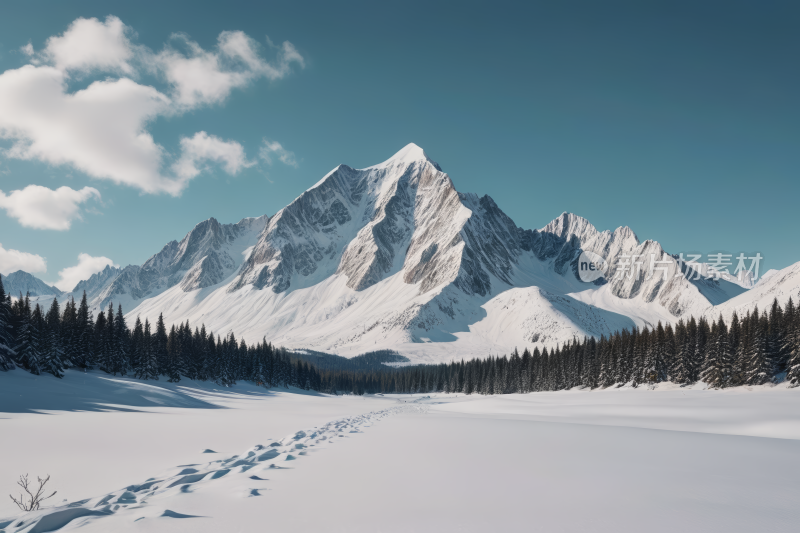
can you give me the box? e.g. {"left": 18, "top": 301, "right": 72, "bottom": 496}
{"left": 9, "top": 474, "right": 57, "bottom": 511}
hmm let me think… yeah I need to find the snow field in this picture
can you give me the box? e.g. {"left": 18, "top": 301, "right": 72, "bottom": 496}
{"left": 0, "top": 370, "right": 394, "bottom": 518}
{"left": 3, "top": 372, "right": 800, "bottom": 531}
{"left": 2, "top": 402, "right": 424, "bottom": 532}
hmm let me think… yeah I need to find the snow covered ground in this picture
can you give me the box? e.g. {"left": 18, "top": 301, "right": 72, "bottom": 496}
{"left": 2, "top": 372, "right": 800, "bottom": 532}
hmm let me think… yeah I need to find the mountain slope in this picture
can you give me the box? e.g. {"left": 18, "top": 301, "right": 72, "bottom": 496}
{"left": 113, "top": 144, "right": 754, "bottom": 362}
{"left": 706, "top": 261, "right": 800, "bottom": 321}
{"left": 71, "top": 265, "right": 122, "bottom": 300}
{"left": 8, "top": 143, "right": 793, "bottom": 363}
{"left": 1, "top": 271, "right": 62, "bottom": 298}
{"left": 88, "top": 215, "right": 268, "bottom": 312}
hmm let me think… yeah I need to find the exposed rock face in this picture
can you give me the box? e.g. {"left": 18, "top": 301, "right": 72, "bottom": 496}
{"left": 91, "top": 215, "right": 267, "bottom": 309}
{"left": 72, "top": 265, "right": 121, "bottom": 298}
{"left": 1, "top": 271, "right": 62, "bottom": 297}
{"left": 230, "top": 145, "right": 462, "bottom": 295}
{"left": 535, "top": 212, "right": 746, "bottom": 316}
{"left": 17, "top": 143, "right": 765, "bottom": 361}
{"left": 231, "top": 145, "right": 563, "bottom": 301}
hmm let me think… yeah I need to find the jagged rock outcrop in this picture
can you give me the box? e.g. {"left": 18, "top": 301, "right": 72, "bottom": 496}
{"left": 72, "top": 265, "right": 121, "bottom": 298}
{"left": 12, "top": 144, "right": 770, "bottom": 362}
{"left": 2, "top": 271, "right": 62, "bottom": 297}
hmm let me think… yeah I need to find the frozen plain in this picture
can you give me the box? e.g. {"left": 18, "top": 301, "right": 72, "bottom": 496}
{"left": 1, "top": 371, "right": 799, "bottom": 532}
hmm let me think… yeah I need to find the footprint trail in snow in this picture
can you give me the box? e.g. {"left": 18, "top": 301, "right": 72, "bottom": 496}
{"left": 0, "top": 404, "right": 427, "bottom": 532}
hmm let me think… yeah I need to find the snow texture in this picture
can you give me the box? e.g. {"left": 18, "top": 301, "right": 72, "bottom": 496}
{"left": 1, "top": 271, "right": 62, "bottom": 298}
{"left": 2, "top": 371, "right": 800, "bottom": 532}
{"left": 11, "top": 144, "right": 794, "bottom": 363}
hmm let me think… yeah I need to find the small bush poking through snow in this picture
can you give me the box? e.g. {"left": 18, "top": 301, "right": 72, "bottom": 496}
{"left": 8, "top": 474, "right": 56, "bottom": 511}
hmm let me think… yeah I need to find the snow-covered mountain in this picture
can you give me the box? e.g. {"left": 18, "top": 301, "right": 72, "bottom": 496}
{"left": 87, "top": 215, "right": 269, "bottom": 312}
{"left": 103, "top": 144, "right": 749, "bottom": 362}
{"left": 1, "top": 218, "right": 267, "bottom": 314}
{"left": 1, "top": 271, "right": 62, "bottom": 298}
{"left": 9, "top": 144, "right": 793, "bottom": 362}
{"left": 705, "top": 262, "right": 800, "bottom": 322}
{"left": 71, "top": 265, "right": 122, "bottom": 301}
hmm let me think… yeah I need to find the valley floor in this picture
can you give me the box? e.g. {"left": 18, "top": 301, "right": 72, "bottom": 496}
{"left": 1, "top": 371, "right": 799, "bottom": 532}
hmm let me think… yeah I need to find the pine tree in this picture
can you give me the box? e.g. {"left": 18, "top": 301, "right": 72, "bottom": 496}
{"left": 22, "top": 303, "right": 44, "bottom": 375}
{"left": 61, "top": 297, "right": 78, "bottom": 367}
{"left": 130, "top": 317, "right": 144, "bottom": 376}
{"left": 197, "top": 325, "right": 209, "bottom": 381}
{"left": 0, "top": 275, "right": 15, "bottom": 371}
{"left": 642, "top": 326, "right": 660, "bottom": 386}
{"left": 154, "top": 314, "right": 168, "bottom": 377}
{"left": 728, "top": 312, "right": 743, "bottom": 386}
{"left": 41, "top": 298, "right": 64, "bottom": 378}
{"left": 694, "top": 318, "right": 709, "bottom": 383}
{"left": 166, "top": 324, "right": 182, "bottom": 383}
{"left": 701, "top": 317, "right": 730, "bottom": 388}
{"left": 598, "top": 336, "right": 615, "bottom": 388}
{"left": 746, "top": 307, "right": 770, "bottom": 385}
{"left": 13, "top": 294, "right": 37, "bottom": 372}
{"left": 785, "top": 298, "right": 800, "bottom": 386}
{"left": 580, "top": 337, "right": 595, "bottom": 389}
{"left": 112, "top": 305, "right": 129, "bottom": 376}
{"left": 673, "top": 320, "right": 692, "bottom": 384}
{"left": 664, "top": 323, "right": 676, "bottom": 381}
{"left": 95, "top": 310, "right": 110, "bottom": 372}
{"left": 654, "top": 322, "right": 668, "bottom": 383}
{"left": 612, "top": 331, "right": 628, "bottom": 385}
{"left": 74, "top": 292, "right": 93, "bottom": 369}
{"left": 137, "top": 319, "right": 159, "bottom": 380}
{"left": 735, "top": 311, "right": 752, "bottom": 385}
{"left": 630, "top": 328, "right": 646, "bottom": 387}
{"left": 768, "top": 298, "right": 785, "bottom": 377}
{"left": 103, "top": 303, "right": 116, "bottom": 373}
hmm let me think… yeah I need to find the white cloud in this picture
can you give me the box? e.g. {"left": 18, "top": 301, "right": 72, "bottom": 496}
{"left": 172, "top": 131, "right": 254, "bottom": 183}
{"left": 0, "top": 17, "right": 304, "bottom": 196}
{"left": 155, "top": 31, "right": 304, "bottom": 108}
{"left": 41, "top": 16, "right": 135, "bottom": 74}
{"left": 0, "top": 185, "right": 100, "bottom": 230}
{"left": 0, "top": 243, "right": 47, "bottom": 276}
{"left": 53, "top": 253, "right": 118, "bottom": 292}
{"left": 259, "top": 139, "right": 297, "bottom": 167}
{"left": 0, "top": 65, "right": 175, "bottom": 193}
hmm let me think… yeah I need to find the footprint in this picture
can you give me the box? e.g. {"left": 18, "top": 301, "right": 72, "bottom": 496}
{"left": 115, "top": 491, "right": 137, "bottom": 504}
{"left": 3, "top": 405, "right": 422, "bottom": 533}
{"left": 166, "top": 473, "right": 209, "bottom": 488}
{"left": 257, "top": 449, "right": 280, "bottom": 462}
{"left": 161, "top": 509, "right": 204, "bottom": 519}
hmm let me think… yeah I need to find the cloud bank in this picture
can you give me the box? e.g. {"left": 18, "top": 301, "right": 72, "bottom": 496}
{"left": 53, "top": 253, "right": 118, "bottom": 292}
{"left": 259, "top": 139, "right": 298, "bottom": 167}
{"left": 0, "top": 243, "right": 47, "bottom": 276}
{"left": 0, "top": 185, "right": 100, "bottom": 230}
{"left": 173, "top": 131, "right": 255, "bottom": 183}
{"left": 0, "top": 16, "right": 303, "bottom": 196}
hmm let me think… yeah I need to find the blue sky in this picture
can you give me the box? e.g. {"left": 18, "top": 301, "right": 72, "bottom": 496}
{"left": 0, "top": 0, "right": 797, "bottom": 289}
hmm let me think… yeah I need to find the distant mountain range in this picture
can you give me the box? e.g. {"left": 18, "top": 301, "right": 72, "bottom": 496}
{"left": 5, "top": 144, "right": 799, "bottom": 363}
{"left": 1, "top": 270, "right": 63, "bottom": 299}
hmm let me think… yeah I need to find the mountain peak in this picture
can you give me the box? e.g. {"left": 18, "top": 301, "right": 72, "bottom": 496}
{"left": 2, "top": 270, "right": 63, "bottom": 297}
{"left": 367, "top": 143, "right": 442, "bottom": 171}
{"left": 541, "top": 212, "right": 597, "bottom": 242}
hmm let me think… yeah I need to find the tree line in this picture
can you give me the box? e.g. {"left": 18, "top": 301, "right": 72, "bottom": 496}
{"left": 1, "top": 274, "right": 799, "bottom": 394}
{"left": 0, "top": 275, "right": 325, "bottom": 390}
{"left": 374, "top": 297, "right": 800, "bottom": 395}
